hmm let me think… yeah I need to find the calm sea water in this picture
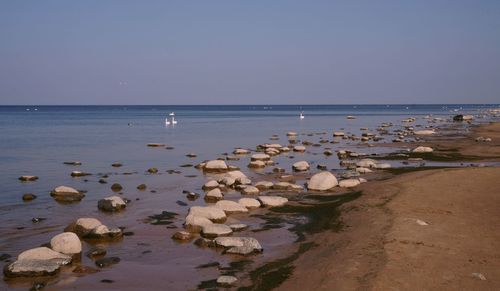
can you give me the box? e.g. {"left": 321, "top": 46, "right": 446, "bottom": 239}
{"left": 0, "top": 104, "right": 497, "bottom": 289}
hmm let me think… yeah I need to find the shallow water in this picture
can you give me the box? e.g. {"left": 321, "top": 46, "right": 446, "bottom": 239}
{"left": 0, "top": 104, "right": 497, "bottom": 290}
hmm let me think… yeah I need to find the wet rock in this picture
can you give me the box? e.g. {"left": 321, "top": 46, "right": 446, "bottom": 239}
{"left": 339, "top": 179, "right": 361, "bottom": 188}
{"left": 4, "top": 259, "right": 64, "bottom": 278}
{"left": 233, "top": 148, "right": 250, "bottom": 155}
{"left": 333, "top": 132, "right": 345, "bottom": 137}
{"left": 183, "top": 190, "right": 200, "bottom": 200}
{"left": 98, "top": 196, "right": 126, "bottom": 212}
{"left": 110, "top": 183, "right": 123, "bottom": 192}
{"left": 72, "top": 265, "right": 99, "bottom": 274}
{"left": 413, "top": 146, "right": 433, "bottom": 153}
{"left": 205, "top": 188, "right": 224, "bottom": 202}
{"left": 84, "top": 225, "right": 123, "bottom": 241}
{"left": 287, "top": 131, "right": 298, "bottom": 137}
{"left": 86, "top": 248, "right": 106, "bottom": 259}
{"left": 111, "top": 163, "right": 122, "bottom": 167}
{"left": 317, "top": 164, "right": 327, "bottom": 170}
{"left": 218, "top": 176, "right": 236, "bottom": 187}
{"left": 217, "top": 275, "right": 238, "bottom": 287}
{"left": 225, "top": 170, "right": 248, "bottom": 180}
{"left": 229, "top": 224, "right": 248, "bottom": 232}
{"left": 30, "top": 282, "right": 47, "bottom": 290}
{"left": 176, "top": 200, "right": 188, "bottom": 206}
{"left": 172, "top": 231, "right": 193, "bottom": 241}
{"left": 19, "top": 176, "right": 38, "bottom": 182}
{"left": 293, "top": 145, "right": 306, "bottom": 152}
{"left": 22, "top": 193, "right": 37, "bottom": 201}
{"left": 248, "top": 160, "right": 266, "bottom": 168}
{"left": 95, "top": 257, "right": 120, "bottom": 268}
{"left": 215, "top": 200, "right": 249, "bottom": 214}
{"left": 201, "top": 224, "right": 233, "bottom": 238}
{"left": 194, "top": 238, "right": 215, "bottom": 248}
{"left": 147, "top": 143, "right": 165, "bottom": 147}
{"left": 203, "top": 180, "right": 220, "bottom": 190}
{"left": 258, "top": 196, "right": 288, "bottom": 207}
{"left": 65, "top": 218, "right": 102, "bottom": 236}
{"left": 186, "top": 153, "right": 197, "bottom": 158}
{"left": 147, "top": 167, "right": 159, "bottom": 174}
{"left": 98, "top": 179, "right": 107, "bottom": 184}
{"left": 203, "top": 160, "right": 229, "bottom": 172}
{"left": 292, "top": 161, "right": 310, "bottom": 171}
{"left": 50, "top": 232, "right": 82, "bottom": 255}
{"left": 63, "top": 161, "right": 82, "bottom": 165}
{"left": 241, "top": 186, "right": 259, "bottom": 195}
{"left": 213, "top": 237, "right": 263, "bottom": 255}
{"left": 235, "top": 177, "right": 252, "bottom": 185}
{"left": 0, "top": 253, "right": 12, "bottom": 261}
{"left": 137, "top": 184, "right": 147, "bottom": 190}
{"left": 307, "top": 171, "right": 338, "bottom": 191}
{"left": 356, "top": 159, "right": 377, "bottom": 168}
{"left": 71, "top": 171, "right": 91, "bottom": 177}
{"left": 31, "top": 217, "right": 46, "bottom": 223}
{"left": 238, "top": 198, "right": 261, "bottom": 209}
{"left": 50, "top": 186, "right": 85, "bottom": 202}
{"left": 323, "top": 150, "right": 333, "bottom": 156}
{"left": 188, "top": 206, "right": 227, "bottom": 223}
{"left": 18, "top": 247, "right": 71, "bottom": 263}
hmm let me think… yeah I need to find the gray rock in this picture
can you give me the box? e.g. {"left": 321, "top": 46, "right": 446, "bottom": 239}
{"left": 50, "top": 232, "right": 82, "bottom": 255}
{"left": 307, "top": 171, "right": 338, "bottom": 191}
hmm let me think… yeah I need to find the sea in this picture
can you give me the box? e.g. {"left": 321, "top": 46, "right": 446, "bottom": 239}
{"left": 0, "top": 104, "right": 498, "bottom": 290}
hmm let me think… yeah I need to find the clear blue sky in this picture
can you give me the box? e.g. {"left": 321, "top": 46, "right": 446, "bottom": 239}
{"left": 1, "top": 0, "right": 499, "bottom": 105}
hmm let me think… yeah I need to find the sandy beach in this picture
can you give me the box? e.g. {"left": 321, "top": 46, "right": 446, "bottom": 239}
{"left": 278, "top": 122, "right": 500, "bottom": 290}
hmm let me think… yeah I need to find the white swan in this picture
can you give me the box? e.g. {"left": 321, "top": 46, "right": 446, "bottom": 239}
{"left": 165, "top": 112, "right": 178, "bottom": 125}
{"left": 300, "top": 111, "right": 305, "bottom": 120}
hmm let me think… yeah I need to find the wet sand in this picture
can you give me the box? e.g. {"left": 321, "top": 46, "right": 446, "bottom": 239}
{"left": 279, "top": 122, "right": 500, "bottom": 290}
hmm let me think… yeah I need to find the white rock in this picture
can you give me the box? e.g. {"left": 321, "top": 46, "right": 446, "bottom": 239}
{"left": 251, "top": 153, "right": 271, "bottom": 161}
{"left": 188, "top": 206, "right": 227, "bottom": 222}
{"left": 293, "top": 145, "right": 306, "bottom": 152}
{"left": 201, "top": 224, "right": 233, "bottom": 238}
{"left": 225, "top": 170, "right": 247, "bottom": 179}
{"left": 184, "top": 214, "right": 213, "bottom": 233}
{"left": 205, "top": 188, "right": 224, "bottom": 202}
{"left": 85, "top": 224, "right": 123, "bottom": 240}
{"left": 50, "top": 232, "right": 82, "bottom": 255}
{"left": 413, "top": 146, "right": 433, "bottom": 153}
{"left": 292, "top": 161, "right": 310, "bottom": 171}
{"left": 215, "top": 200, "right": 249, "bottom": 214}
{"left": 258, "top": 196, "right": 288, "bottom": 207}
{"left": 50, "top": 186, "right": 84, "bottom": 202}
{"left": 203, "top": 180, "right": 220, "bottom": 190}
{"left": 339, "top": 179, "right": 361, "bottom": 188}
{"left": 241, "top": 186, "right": 259, "bottom": 195}
{"left": 204, "top": 160, "right": 229, "bottom": 172}
{"left": 98, "top": 196, "right": 126, "bottom": 212}
{"left": 356, "top": 159, "right": 377, "bottom": 168}
{"left": 217, "top": 275, "right": 238, "bottom": 286}
{"left": 238, "top": 198, "right": 261, "bottom": 209}
{"left": 66, "top": 218, "right": 102, "bottom": 236}
{"left": 307, "top": 171, "right": 338, "bottom": 191}
{"left": 248, "top": 160, "right": 266, "bottom": 168}
{"left": 18, "top": 247, "right": 71, "bottom": 263}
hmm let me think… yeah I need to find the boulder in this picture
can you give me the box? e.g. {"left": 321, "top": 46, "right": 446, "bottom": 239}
{"left": 188, "top": 206, "right": 227, "bottom": 222}
{"left": 203, "top": 180, "right": 220, "bottom": 190}
{"left": 205, "top": 188, "right": 224, "bottom": 202}
{"left": 204, "top": 160, "right": 228, "bottom": 172}
{"left": 248, "top": 161, "right": 266, "bottom": 168}
{"left": 65, "top": 218, "right": 102, "bottom": 236}
{"left": 213, "top": 237, "right": 263, "bottom": 255}
{"left": 292, "top": 161, "right": 310, "bottom": 171}
{"left": 215, "top": 200, "right": 249, "bottom": 214}
{"left": 172, "top": 231, "right": 193, "bottom": 241}
{"left": 258, "top": 196, "right": 288, "bottom": 207}
{"left": 293, "top": 145, "right": 306, "bottom": 152}
{"left": 98, "top": 196, "right": 126, "bottom": 212}
{"left": 22, "top": 193, "right": 37, "bottom": 201}
{"left": 50, "top": 232, "right": 82, "bottom": 255}
{"left": 201, "top": 224, "right": 233, "bottom": 238}
{"left": 225, "top": 171, "right": 247, "bottom": 180}
{"left": 339, "top": 179, "right": 361, "bottom": 188}
{"left": 238, "top": 198, "right": 261, "bottom": 209}
{"left": 307, "top": 171, "right": 338, "bottom": 191}
{"left": 50, "top": 186, "right": 85, "bottom": 202}
{"left": 184, "top": 215, "right": 213, "bottom": 233}
{"left": 4, "top": 260, "right": 64, "bottom": 278}
{"left": 255, "top": 181, "right": 273, "bottom": 190}
{"left": 18, "top": 247, "right": 71, "bottom": 263}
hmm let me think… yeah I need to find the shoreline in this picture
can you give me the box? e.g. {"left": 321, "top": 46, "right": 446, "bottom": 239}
{"left": 275, "top": 121, "right": 500, "bottom": 290}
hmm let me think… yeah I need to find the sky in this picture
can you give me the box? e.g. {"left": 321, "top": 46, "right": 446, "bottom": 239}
{"left": 0, "top": 0, "right": 499, "bottom": 105}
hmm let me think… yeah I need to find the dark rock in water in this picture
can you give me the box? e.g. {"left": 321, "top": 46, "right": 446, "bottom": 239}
{"left": 453, "top": 114, "right": 464, "bottom": 121}
{"left": 19, "top": 176, "right": 38, "bottom": 182}
{"left": 317, "top": 164, "right": 328, "bottom": 170}
{"left": 50, "top": 186, "right": 85, "bottom": 203}
{"left": 194, "top": 238, "right": 215, "bottom": 248}
{"left": 111, "top": 163, "right": 122, "bottom": 168}
{"left": 186, "top": 153, "right": 197, "bottom": 158}
{"left": 0, "top": 253, "right": 12, "bottom": 261}
{"left": 147, "top": 143, "right": 165, "bottom": 147}
{"left": 73, "top": 265, "right": 99, "bottom": 274}
{"left": 145, "top": 211, "right": 178, "bottom": 225}
{"left": 86, "top": 248, "right": 107, "bottom": 259}
{"left": 171, "top": 231, "right": 193, "bottom": 241}
{"left": 196, "top": 261, "right": 220, "bottom": 269}
{"left": 183, "top": 190, "right": 200, "bottom": 200}
{"left": 142, "top": 250, "right": 152, "bottom": 254}
{"left": 165, "top": 146, "right": 174, "bottom": 150}
{"left": 101, "top": 279, "right": 114, "bottom": 283}
{"left": 23, "top": 193, "right": 37, "bottom": 201}
{"left": 64, "top": 161, "right": 82, "bottom": 166}
{"left": 31, "top": 217, "right": 46, "bottom": 223}
{"left": 176, "top": 200, "right": 188, "bottom": 206}
{"left": 137, "top": 184, "right": 147, "bottom": 190}
{"left": 110, "top": 183, "right": 123, "bottom": 192}
{"left": 98, "top": 179, "right": 107, "bottom": 184}
{"left": 147, "top": 167, "right": 159, "bottom": 174}
{"left": 122, "top": 231, "right": 134, "bottom": 236}
{"left": 167, "top": 169, "right": 182, "bottom": 174}
{"left": 180, "top": 164, "right": 193, "bottom": 168}
{"left": 102, "top": 174, "right": 109, "bottom": 178}
{"left": 71, "top": 171, "right": 91, "bottom": 177}
{"left": 4, "top": 259, "right": 63, "bottom": 278}
{"left": 30, "top": 282, "right": 46, "bottom": 291}
{"left": 95, "top": 257, "right": 120, "bottom": 268}
{"left": 185, "top": 175, "right": 197, "bottom": 178}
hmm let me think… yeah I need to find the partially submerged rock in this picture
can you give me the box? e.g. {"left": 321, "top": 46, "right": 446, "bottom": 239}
{"left": 217, "top": 275, "right": 238, "bottom": 287}
{"left": 238, "top": 198, "right": 261, "bottom": 209}
{"left": 19, "top": 175, "right": 38, "bottom": 182}
{"left": 50, "top": 186, "right": 85, "bottom": 202}
{"left": 201, "top": 224, "right": 233, "bottom": 238}
{"left": 338, "top": 179, "right": 361, "bottom": 188}
{"left": 203, "top": 160, "right": 229, "bottom": 172}
{"left": 215, "top": 200, "right": 248, "bottom": 214}
{"left": 4, "top": 247, "right": 72, "bottom": 278}
{"left": 413, "top": 146, "right": 433, "bottom": 153}
{"left": 292, "top": 161, "right": 310, "bottom": 171}
{"left": 188, "top": 206, "right": 227, "bottom": 223}
{"left": 50, "top": 232, "right": 82, "bottom": 255}
{"left": 98, "top": 196, "right": 126, "bottom": 212}
{"left": 213, "top": 237, "right": 263, "bottom": 255}
{"left": 258, "top": 196, "right": 288, "bottom": 207}
{"left": 307, "top": 171, "right": 338, "bottom": 191}
{"left": 204, "top": 188, "right": 224, "bottom": 202}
